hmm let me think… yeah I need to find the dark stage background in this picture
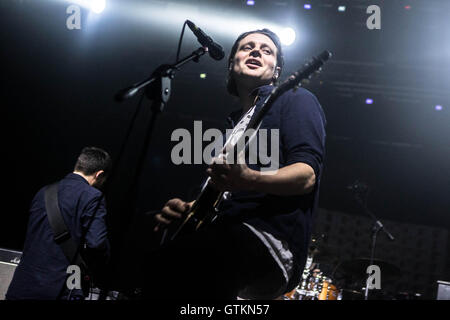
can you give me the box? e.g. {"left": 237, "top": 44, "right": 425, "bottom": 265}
{"left": 2, "top": 0, "right": 449, "bottom": 298}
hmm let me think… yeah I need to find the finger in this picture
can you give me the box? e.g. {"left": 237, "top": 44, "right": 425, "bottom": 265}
{"left": 216, "top": 154, "right": 229, "bottom": 164}
{"left": 212, "top": 154, "right": 226, "bottom": 164}
{"left": 161, "top": 206, "right": 183, "bottom": 219}
{"left": 207, "top": 167, "right": 225, "bottom": 182}
{"left": 155, "top": 213, "right": 171, "bottom": 225}
{"left": 166, "top": 198, "right": 183, "bottom": 209}
{"left": 209, "top": 162, "right": 230, "bottom": 175}
{"left": 207, "top": 169, "right": 228, "bottom": 191}
{"left": 153, "top": 222, "right": 162, "bottom": 233}
{"left": 236, "top": 150, "right": 246, "bottom": 165}
{"left": 166, "top": 198, "right": 189, "bottom": 213}
{"left": 211, "top": 155, "right": 230, "bottom": 169}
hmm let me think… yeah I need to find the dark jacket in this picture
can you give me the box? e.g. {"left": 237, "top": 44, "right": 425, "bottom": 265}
{"left": 219, "top": 85, "right": 326, "bottom": 287}
{"left": 6, "top": 173, "right": 110, "bottom": 300}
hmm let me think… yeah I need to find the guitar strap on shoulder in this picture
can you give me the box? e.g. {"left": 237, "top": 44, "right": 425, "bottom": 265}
{"left": 44, "top": 182, "right": 85, "bottom": 267}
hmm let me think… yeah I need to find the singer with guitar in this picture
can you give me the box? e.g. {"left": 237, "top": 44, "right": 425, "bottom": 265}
{"left": 143, "top": 29, "right": 327, "bottom": 300}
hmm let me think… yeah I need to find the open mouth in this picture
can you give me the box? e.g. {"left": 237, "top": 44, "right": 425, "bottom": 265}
{"left": 245, "top": 59, "right": 262, "bottom": 68}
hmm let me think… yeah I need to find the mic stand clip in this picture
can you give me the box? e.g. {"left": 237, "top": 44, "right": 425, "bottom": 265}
{"left": 115, "top": 46, "right": 208, "bottom": 111}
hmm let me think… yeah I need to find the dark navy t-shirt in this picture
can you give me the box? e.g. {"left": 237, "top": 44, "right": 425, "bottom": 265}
{"left": 217, "top": 84, "right": 326, "bottom": 281}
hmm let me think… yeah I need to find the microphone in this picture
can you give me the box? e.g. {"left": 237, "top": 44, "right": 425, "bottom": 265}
{"left": 186, "top": 20, "right": 225, "bottom": 61}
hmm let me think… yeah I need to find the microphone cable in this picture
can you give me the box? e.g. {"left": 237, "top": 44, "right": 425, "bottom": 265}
{"left": 175, "top": 20, "right": 188, "bottom": 64}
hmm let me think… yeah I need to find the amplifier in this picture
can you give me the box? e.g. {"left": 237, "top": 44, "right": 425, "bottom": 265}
{"left": 0, "top": 248, "right": 22, "bottom": 300}
{"left": 437, "top": 280, "right": 450, "bottom": 300}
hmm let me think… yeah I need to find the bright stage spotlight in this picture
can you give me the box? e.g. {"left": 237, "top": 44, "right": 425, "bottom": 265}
{"left": 91, "top": 0, "right": 106, "bottom": 14}
{"left": 66, "top": 0, "right": 106, "bottom": 14}
{"left": 338, "top": 6, "right": 346, "bottom": 12}
{"left": 365, "top": 98, "right": 374, "bottom": 105}
{"left": 435, "top": 105, "right": 443, "bottom": 111}
{"left": 112, "top": 2, "right": 302, "bottom": 48}
{"left": 279, "top": 27, "right": 296, "bottom": 46}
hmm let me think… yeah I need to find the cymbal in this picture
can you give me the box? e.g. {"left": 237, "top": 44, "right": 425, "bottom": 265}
{"left": 340, "top": 289, "right": 366, "bottom": 300}
{"left": 342, "top": 289, "right": 363, "bottom": 295}
{"left": 337, "top": 258, "right": 401, "bottom": 279}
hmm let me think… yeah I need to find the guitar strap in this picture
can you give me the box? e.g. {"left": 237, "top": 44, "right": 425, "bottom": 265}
{"left": 44, "top": 182, "right": 86, "bottom": 267}
{"left": 46, "top": 182, "right": 108, "bottom": 299}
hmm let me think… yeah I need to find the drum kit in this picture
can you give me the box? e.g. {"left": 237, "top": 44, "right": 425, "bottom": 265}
{"left": 282, "top": 235, "right": 402, "bottom": 300}
{"left": 283, "top": 266, "right": 342, "bottom": 300}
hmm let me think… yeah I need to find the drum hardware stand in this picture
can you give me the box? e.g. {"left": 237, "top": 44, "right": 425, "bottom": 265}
{"left": 349, "top": 180, "right": 395, "bottom": 300}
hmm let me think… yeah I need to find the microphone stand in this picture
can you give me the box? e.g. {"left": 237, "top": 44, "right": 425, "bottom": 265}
{"left": 108, "top": 48, "right": 208, "bottom": 295}
{"left": 350, "top": 183, "right": 395, "bottom": 300}
{"left": 113, "top": 46, "right": 208, "bottom": 216}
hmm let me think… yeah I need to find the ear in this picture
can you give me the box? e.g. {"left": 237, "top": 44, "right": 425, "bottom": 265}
{"left": 273, "top": 67, "right": 281, "bottom": 79}
{"left": 229, "top": 58, "right": 236, "bottom": 70}
{"left": 95, "top": 170, "right": 104, "bottom": 180}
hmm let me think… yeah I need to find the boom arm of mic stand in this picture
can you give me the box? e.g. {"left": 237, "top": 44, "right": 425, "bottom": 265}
{"left": 115, "top": 77, "right": 157, "bottom": 102}
{"left": 354, "top": 194, "right": 395, "bottom": 241}
{"left": 374, "top": 220, "right": 395, "bottom": 241}
{"left": 114, "top": 46, "right": 208, "bottom": 102}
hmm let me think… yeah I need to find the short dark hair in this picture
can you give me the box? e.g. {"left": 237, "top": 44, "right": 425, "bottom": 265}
{"left": 226, "top": 28, "right": 285, "bottom": 97}
{"left": 74, "top": 147, "right": 112, "bottom": 176}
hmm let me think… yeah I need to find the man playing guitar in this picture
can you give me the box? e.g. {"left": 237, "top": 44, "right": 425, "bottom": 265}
{"left": 144, "top": 28, "right": 326, "bottom": 300}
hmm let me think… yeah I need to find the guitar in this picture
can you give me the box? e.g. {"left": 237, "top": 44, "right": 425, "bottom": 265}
{"left": 160, "top": 50, "right": 332, "bottom": 244}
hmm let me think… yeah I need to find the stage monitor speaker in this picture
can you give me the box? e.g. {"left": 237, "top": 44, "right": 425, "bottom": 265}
{"left": 437, "top": 280, "right": 450, "bottom": 300}
{"left": 0, "top": 248, "right": 22, "bottom": 300}
{"left": 436, "top": 280, "right": 450, "bottom": 300}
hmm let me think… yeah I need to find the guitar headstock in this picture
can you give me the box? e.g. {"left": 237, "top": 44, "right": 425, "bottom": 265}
{"left": 276, "top": 50, "right": 332, "bottom": 95}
